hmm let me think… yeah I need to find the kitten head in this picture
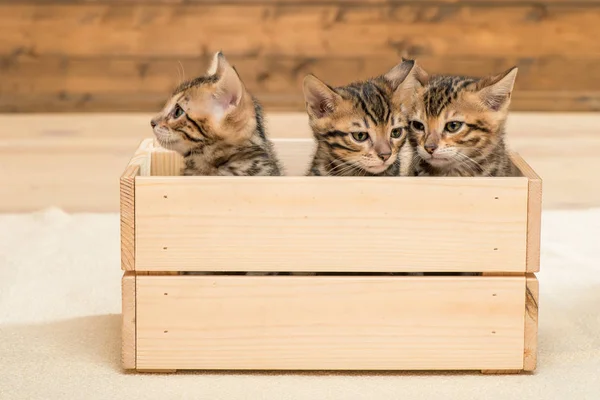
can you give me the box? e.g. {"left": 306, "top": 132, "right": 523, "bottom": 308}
{"left": 405, "top": 66, "right": 518, "bottom": 169}
{"left": 303, "top": 59, "right": 416, "bottom": 175}
{"left": 151, "top": 52, "right": 257, "bottom": 155}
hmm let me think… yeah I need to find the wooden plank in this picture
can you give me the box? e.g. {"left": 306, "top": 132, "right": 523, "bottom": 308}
{"left": 511, "top": 153, "right": 542, "bottom": 273}
{"left": 524, "top": 273, "right": 539, "bottom": 371}
{"left": 150, "top": 139, "right": 314, "bottom": 177}
{"left": 2, "top": 88, "right": 599, "bottom": 113}
{"left": 4, "top": 56, "right": 600, "bottom": 96}
{"left": 150, "top": 149, "right": 182, "bottom": 176}
{"left": 120, "top": 138, "right": 153, "bottom": 271}
{"left": 0, "top": 4, "right": 597, "bottom": 58}
{"left": 0, "top": 112, "right": 596, "bottom": 212}
{"left": 136, "top": 275, "right": 526, "bottom": 370}
{"left": 481, "top": 369, "right": 522, "bottom": 374}
{"left": 2, "top": 51, "right": 600, "bottom": 112}
{"left": 121, "top": 271, "right": 136, "bottom": 370}
{"left": 135, "top": 152, "right": 529, "bottom": 273}
{"left": 120, "top": 167, "right": 138, "bottom": 272}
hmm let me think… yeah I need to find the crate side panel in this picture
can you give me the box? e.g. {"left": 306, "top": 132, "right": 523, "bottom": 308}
{"left": 120, "top": 138, "right": 153, "bottom": 271}
{"left": 150, "top": 149, "right": 183, "bottom": 176}
{"left": 121, "top": 272, "right": 136, "bottom": 369}
{"left": 120, "top": 171, "right": 137, "bottom": 271}
{"left": 524, "top": 273, "right": 539, "bottom": 371}
{"left": 511, "top": 153, "right": 542, "bottom": 273}
{"left": 149, "top": 139, "right": 315, "bottom": 177}
{"left": 136, "top": 275, "right": 526, "bottom": 370}
{"left": 135, "top": 177, "right": 528, "bottom": 272}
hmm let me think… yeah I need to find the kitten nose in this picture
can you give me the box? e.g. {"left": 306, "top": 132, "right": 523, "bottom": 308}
{"left": 378, "top": 152, "right": 392, "bottom": 162}
{"left": 424, "top": 143, "right": 438, "bottom": 154}
{"left": 150, "top": 119, "right": 157, "bottom": 128}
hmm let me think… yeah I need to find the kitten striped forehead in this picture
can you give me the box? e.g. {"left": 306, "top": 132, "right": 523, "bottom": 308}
{"left": 172, "top": 74, "right": 220, "bottom": 96}
{"left": 337, "top": 79, "right": 401, "bottom": 126}
{"left": 422, "top": 75, "right": 477, "bottom": 117}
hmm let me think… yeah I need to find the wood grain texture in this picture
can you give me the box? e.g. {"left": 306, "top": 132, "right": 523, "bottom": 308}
{"left": 524, "top": 273, "right": 539, "bottom": 371}
{"left": 120, "top": 138, "right": 153, "bottom": 271}
{"left": 0, "top": 112, "right": 590, "bottom": 212}
{"left": 121, "top": 271, "right": 136, "bottom": 370}
{"left": 0, "top": 4, "right": 595, "bottom": 58}
{"left": 150, "top": 148, "right": 182, "bottom": 176}
{"left": 3, "top": 55, "right": 600, "bottom": 112}
{"left": 3, "top": 89, "right": 600, "bottom": 113}
{"left": 136, "top": 275, "right": 526, "bottom": 370}
{"left": 511, "top": 153, "right": 543, "bottom": 273}
{"left": 120, "top": 169, "right": 137, "bottom": 271}
{"left": 149, "top": 139, "right": 314, "bottom": 177}
{"left": 1, "top": 2, "right": 599, "bottom": 111}
{"left": 134, "top": 157, "right": 529, "bottom": 273}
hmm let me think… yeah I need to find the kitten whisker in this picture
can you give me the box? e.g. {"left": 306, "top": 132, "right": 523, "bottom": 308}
{"left": 452, "top": 153, "right": 489, "bottom": 177}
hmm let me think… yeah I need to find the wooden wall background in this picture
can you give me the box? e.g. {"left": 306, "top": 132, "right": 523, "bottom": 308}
{"left": 1, "top": 0, "right": 599, "bottom": 112}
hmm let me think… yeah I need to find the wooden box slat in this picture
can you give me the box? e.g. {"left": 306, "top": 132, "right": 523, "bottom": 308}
{"left": 136, "top": 275, "right": 527, "bottom": 371}
{"left": 135, "top": 175, "right": 528, "bottom": 273}
{"left": 135, "top": 138, "right": 530, "bottom": 273}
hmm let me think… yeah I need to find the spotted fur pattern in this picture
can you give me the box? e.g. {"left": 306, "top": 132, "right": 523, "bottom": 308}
{"left": 405, "top": 67, "right": 519, "bottom": 177}
{"left": 151, "top": 53, "right": 282, "bottom": 177}
{"left": 303, "top": 62, "right": 416, "bottom": 177}
{"left": 177, "top": 98, "right": 282, "bottom": 177}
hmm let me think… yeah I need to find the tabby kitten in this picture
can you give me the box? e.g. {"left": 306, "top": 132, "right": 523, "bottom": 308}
{"left": 404, "top": 65, "right": 519, "bottom": 177}
{"left": 303, "top": 59, "right": 417, "bottom": 177}
{"left": 151, "top": 52, "right": 282, "bottom": 176}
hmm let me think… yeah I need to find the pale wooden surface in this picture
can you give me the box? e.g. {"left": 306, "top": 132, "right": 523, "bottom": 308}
{"left": 120, "top": 139, "right": 153, "bottom": 271}
{"left": 0, "top": 112, "right": 596, "bottom": 212}
{"left": 150, "top": 139, "right": 315, "bottom": 177}
{"left": 134, "top": 172, "right": 528, "bottom": 273}
{"left": 150, "top": 147, "right": 182, "bottom": 177}
{"left": 121, "top": 272, "right": 136, "bottom": 370}
{"left": 524, "top": 273, "right": 539, "bottom": 372}
{"left": 511, "top": 153, "right": 543, "bottom": 273}
{"left": 136, "top": 275, "right": 526, "bottom": 371}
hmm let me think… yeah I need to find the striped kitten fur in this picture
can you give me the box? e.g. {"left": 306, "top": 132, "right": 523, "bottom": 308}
{"left": 404, "top": 65, "right": 519, "bottom": 177}
{"left": 303, "top": 59, "right": 417, "bottom": 177}
{"left": 151, "top": 52, "right": 282, "bottom": 176}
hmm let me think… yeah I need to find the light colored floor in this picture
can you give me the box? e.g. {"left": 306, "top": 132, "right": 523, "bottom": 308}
{"left": 0, "top": 112, "right": 599, "bottom": 212}
{"left": 1, "top": 208, "right": 599, "bottom": 399}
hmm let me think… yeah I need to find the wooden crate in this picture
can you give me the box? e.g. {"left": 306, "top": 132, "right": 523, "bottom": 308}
{"left": 121, "top": 138, "right": 541, "bottom": 373}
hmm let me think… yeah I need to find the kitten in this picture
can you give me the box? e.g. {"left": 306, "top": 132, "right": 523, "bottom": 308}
{"left": 151, "top": 52, "right": 283, "bottom": 176}
{"left": 404, "top": 65, "right": 519, "bottom": 177}
{"left": 303, "top": 59, "right": 417, "bottom": 177}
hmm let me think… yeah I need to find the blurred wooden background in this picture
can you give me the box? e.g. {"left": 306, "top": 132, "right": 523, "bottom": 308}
{"left": 1, "top": 1, "right": 599, "bottom": 213}
{"left": 1, "top": 0, "right": 599, "bottom": 112}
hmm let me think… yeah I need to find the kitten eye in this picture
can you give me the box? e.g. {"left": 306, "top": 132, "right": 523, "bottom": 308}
{"left": 410, "top": 121, "right": 425, "bottom": 132}
{"left": 390, "top": 127, "right": 403, "bottom": 139}
{"left": 351, "top": 132, "right": 369, "bottom": 142}
{"left": 445, "top": 121, "right": 464, "bottom": 133}
{"left": 172, "top": 104, "right": 185, "bottom": 119}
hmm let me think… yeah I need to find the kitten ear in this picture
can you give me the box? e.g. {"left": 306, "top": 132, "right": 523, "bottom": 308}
{"left": 207, "top": 51, "right": 224, "bottom": 76}
{"left": 384, "top": 58, "right": 415, "bottom": 90}
{"left": 303, "top": 74, "right": 341, "bottom": 118}
{"left": 210, "top": 53, "right": 245, "bottom": 117}
{"left": 475, "top": 66, "right": 518, "bottom": 111}
{"left": 385, "top": 59, "right": 429, "bottom": 102}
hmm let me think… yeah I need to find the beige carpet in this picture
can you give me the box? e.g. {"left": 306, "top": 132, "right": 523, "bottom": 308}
{"left": 0, "top": 208, "right": 599, "bottom": 399}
